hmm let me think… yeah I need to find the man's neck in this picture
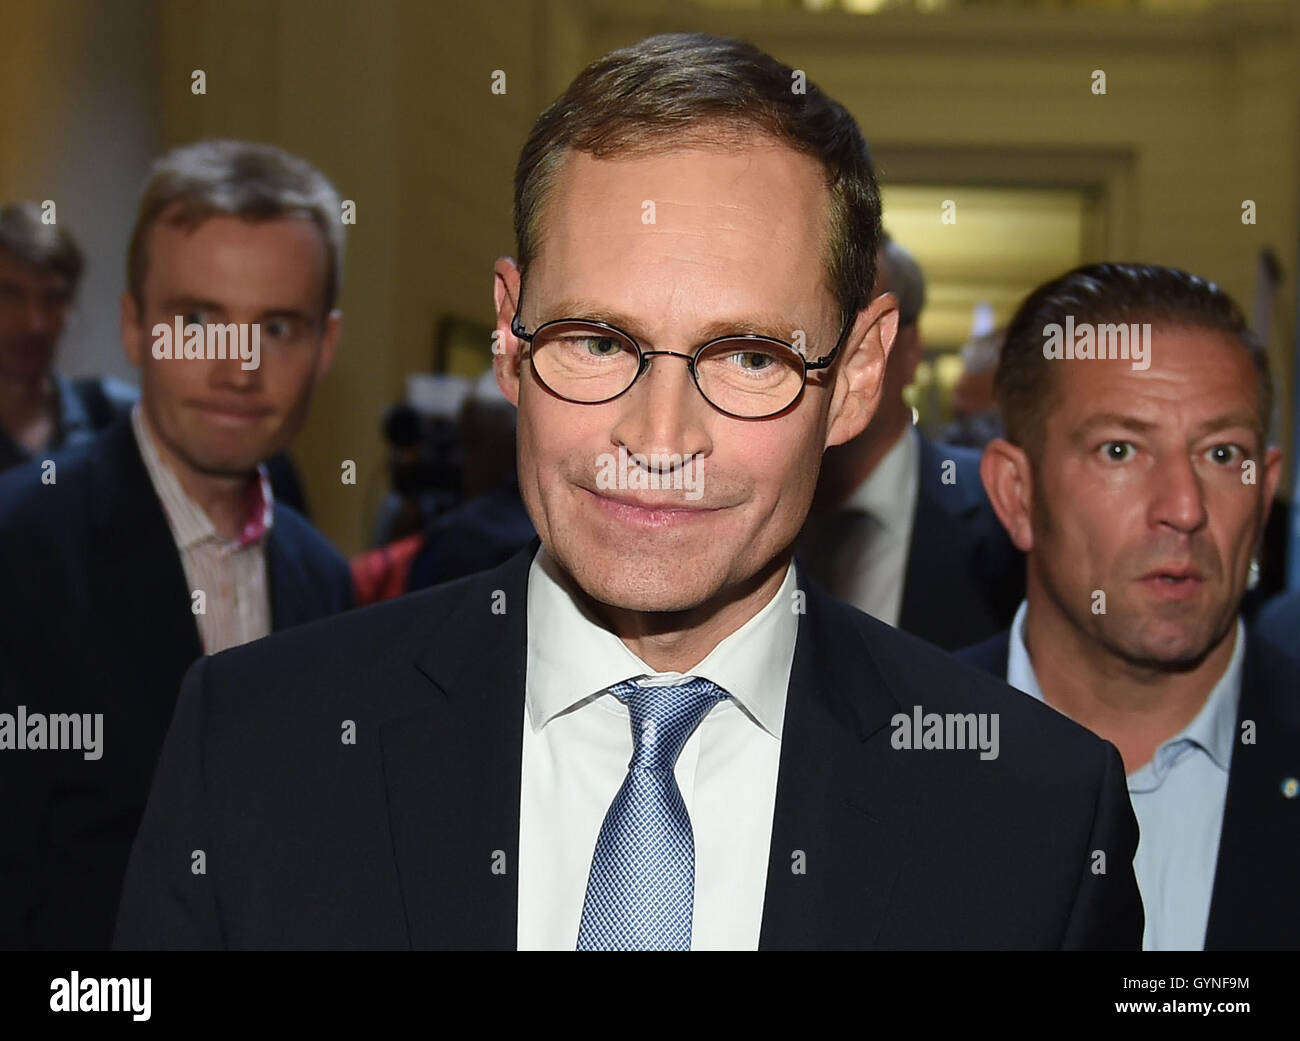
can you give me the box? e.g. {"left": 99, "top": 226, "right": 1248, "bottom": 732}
{"left": 812, "top": 404, "right": 909, "bottom": 514}
{"left": 0, "top": 372, "right": 57, "bottom": 448}
{"left": 579, "top": 552, "right": 791, "bottom": 674}
{"left": 137, "top": 407, "right": 253, "bottom": 541}
{"left": 1022, "top": 587, "right": 1237, "bottom": 773}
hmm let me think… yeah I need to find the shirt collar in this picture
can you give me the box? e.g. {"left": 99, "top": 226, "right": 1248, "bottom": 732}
{"left": 1007, "top": 598, "right": 1243, "bottom": 778}
{"left": 130, "top": 403, "right": 273, "bottom": 551}
{"left": 843, "top": 421, "right": 918, "bottom": 529}
{"left": 525, "top": 545, "right": 797, "bottom": 739}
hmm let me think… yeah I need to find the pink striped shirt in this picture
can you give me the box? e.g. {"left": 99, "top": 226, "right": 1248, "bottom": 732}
{"left": 131, "top": 405, "right": 273, "bottom": 654}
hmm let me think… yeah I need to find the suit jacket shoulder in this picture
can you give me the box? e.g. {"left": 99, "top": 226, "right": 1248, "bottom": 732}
{"left": 115, "top": 547, "right": 1141, "bottom": 950}
{"left": 1206, "top": 633, "right": 1300, "bottom": 948}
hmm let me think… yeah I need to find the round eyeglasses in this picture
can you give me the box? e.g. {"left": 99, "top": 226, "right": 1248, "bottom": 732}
{"left": 509, "top": 287, "right": 852, "bottom": 420}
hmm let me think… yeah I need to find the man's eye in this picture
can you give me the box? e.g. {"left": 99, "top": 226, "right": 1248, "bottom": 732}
{"left": 1205, "top": 444, "right": 1242, "bottom": 466}
{"left": 264, "top": 319, "right": 293, "bottom": 339}
{"left": 573, "top": 336, "right": 622, "bottom": 357}
{"left": 730, "top": 350, "right": 776, "bottom": 372}
{"left": 183, "top": 310, "right": 208, "bottom": 326}
{"left": 1100, "top": 441, "right": 1135, "bottom": 462}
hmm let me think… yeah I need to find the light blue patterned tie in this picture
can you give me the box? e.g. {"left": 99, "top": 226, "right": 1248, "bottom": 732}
{"left": 576, "top": 677, "right": 730, "bottom": 951}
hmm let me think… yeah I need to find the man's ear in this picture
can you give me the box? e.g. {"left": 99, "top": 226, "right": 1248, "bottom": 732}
{"left": 493, "top": 257, "right": 524, "bottom": 407}
{"left": 897, "top": 324, "right": 923, "bottom": 389}
{"left": 825, "top": 291, "right": 899, "bottom": 449}
{"left": 980, "top": 437, "right": 1035, "bottom": 552}
{"left": 120, "top": 291, "right": 145, "bottom": 368}
{"left": 1254, "top": 442, "right": 1285, "bottom": 558}
{"left": 1262, "top": 443, "right": 1283, "bottom": 509}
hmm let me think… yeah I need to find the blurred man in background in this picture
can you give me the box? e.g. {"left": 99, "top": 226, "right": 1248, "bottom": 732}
{"left": 961, "top": 262, "right": 1300, "bottom": 950}
{"left": 942, "top": 326, "right": 1005, "bottom": 449}
{"left": 0, "top": 140, "right": 353, "bottom": 949}
{"left": 798, "top": 235, "right": 1023, "bottom": 650}
{"left": 0, "top": 202, "right": 135, "bottom": 472}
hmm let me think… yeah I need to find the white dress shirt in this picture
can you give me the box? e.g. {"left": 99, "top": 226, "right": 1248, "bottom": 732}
{"left": 1006, "top": 599, "right": 1242, "bottom": 950}
{"left": 516, "top": 546, "right": 798, "bottom": 950}
{"left": 131, "top": 405, "right": 273, "bottom": 654}
{"left": 819, "top": 423, "right": 919, "bottom": 627}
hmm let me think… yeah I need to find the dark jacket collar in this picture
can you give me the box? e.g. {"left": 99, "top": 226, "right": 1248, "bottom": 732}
{"left": 960, "top": 622, "right": 1300, "bottom": 949}
{"left": 386, "top": 544, "right": 912, "bottom": 948}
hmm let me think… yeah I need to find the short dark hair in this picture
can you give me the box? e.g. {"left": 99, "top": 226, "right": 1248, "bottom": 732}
{"left": 996, "top": 262, "right": 1273, "bottom": 457}
{"left": 514, "top": 32, "right": 882, "bottom": 327}
{"left": 0, "top": 201, "right": 84, "bottom": 290}
{"left": 127, "top": 139, "right": 344, "bottom": 314}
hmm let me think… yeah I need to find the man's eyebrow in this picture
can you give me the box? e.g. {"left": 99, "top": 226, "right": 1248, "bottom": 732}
{"left": 160, "top": 295, "right": 226, "bottom": 314}
{"left": 1070, "top": 412, "right": 1158, "bottom": 442}
{"left": 538, "top": 299, "right": 812, "bottom": 345}
{"left": 1189, "top": 409, "right": 1265, "bottom": 443}
{"left": 257, "top": 307, "right": 315, "bottom": 324}
{"left": 1071, "top": 410, "right": 1264, "bottom": 444}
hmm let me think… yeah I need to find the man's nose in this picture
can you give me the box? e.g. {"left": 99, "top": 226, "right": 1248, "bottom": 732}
{"left": 608, "top": 352, "right": 711, "bottom": 461}
{"left": 23, "top": 296, "right": 53, "bottom": 335}
{"left": 1149, "top": 453, "right": 1209, "bottom": 534}
{"left": 208, "top": 350, "right": 261, "bottom": 391}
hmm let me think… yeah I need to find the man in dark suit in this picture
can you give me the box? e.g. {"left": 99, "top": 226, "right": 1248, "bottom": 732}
{"left": 799, "top": 236, "right": 1023, "bottom": 650}
{"left": 958, "top": 262, "right": 1299, "bottom": 950}
{"left": 116, "top": 33, "right": 1140, "bottom": 950}
{"left": 0, "top": 140, "right": 352, "bottom": 950}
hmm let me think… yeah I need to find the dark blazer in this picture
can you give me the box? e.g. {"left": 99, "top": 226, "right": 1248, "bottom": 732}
{"left": 899, "top": 435, "right": 1024, "bottom": 648}
{"left": 1254, "top": 589, "right": 1299, "bottom": 656}
{"left": 958, "top": 628, "right": 1300, "bottom": 950}
{"left": 0, "top": 416, "right": 352, "bottom": 950}
{"left": 798, "top": 433, "right": 1023, "bottom": 651}
{"left": 115, "top": 542, "right": 1141, "bottom": 950}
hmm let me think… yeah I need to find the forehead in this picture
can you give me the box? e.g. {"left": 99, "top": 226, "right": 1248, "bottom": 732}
{"left": 529, "top": 142, "right": 835, "bottom": 330}
{"left": 0, "top": 250, "right": 68, "bottom": 290}
{"left": 143, "top": 211, "right": 327, "bottom": 303}
{"left": 1053, "top": 324, "right": 1261, "bottom": 428}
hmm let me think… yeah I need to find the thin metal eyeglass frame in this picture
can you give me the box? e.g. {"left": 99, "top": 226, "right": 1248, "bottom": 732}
{"left": 508, "top": 279, "right": 855, "bottom": 420}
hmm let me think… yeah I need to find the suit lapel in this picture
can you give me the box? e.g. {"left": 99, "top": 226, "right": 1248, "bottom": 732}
{"left": 759, "top": 572, "right": 917, "bottom": 948}
{"left": 1204, "top": 635, "right": 1300, "bottom": 949}
{"left": 265, "top": 525, "right": 312, "bottom": 631}
{"left": 380, "top": 544, "right": 535, "bottom": 949}
{"left": 88, "top": 420, "right": 201, "bottom": 692}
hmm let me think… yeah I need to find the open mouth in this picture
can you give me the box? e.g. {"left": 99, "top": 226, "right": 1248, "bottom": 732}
{"left": 1138, "top": 567, "right": 1205, "bottom": 599}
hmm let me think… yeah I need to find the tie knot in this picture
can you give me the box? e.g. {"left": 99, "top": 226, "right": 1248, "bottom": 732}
{"left": 609, "top": 677, "right": 729, "bottom": 771}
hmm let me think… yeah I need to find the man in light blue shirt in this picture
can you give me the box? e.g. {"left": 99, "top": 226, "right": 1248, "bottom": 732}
{"left": 959, "top": 262, "right": 1300, "bottom": 950}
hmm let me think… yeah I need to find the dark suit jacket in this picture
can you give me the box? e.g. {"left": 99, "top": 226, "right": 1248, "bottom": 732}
{"left": 798, "top": 433, "right": 1023, "bottom": 651}
{"left": 958, "top": 628, "right": 1300, "bottom": 950}
{"left": 1255, "top": 589, "right": 1299, "bottom": 656}
{"left": 0, "top": 417, "right": 352, "bottom": 950}
{"left": 115, "top": 542, "right": 1141, "bottom": 949}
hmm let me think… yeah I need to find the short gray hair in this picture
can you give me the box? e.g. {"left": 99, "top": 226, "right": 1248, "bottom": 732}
{"left": 127, "top": 139, "right": 344, "bottom": 314}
